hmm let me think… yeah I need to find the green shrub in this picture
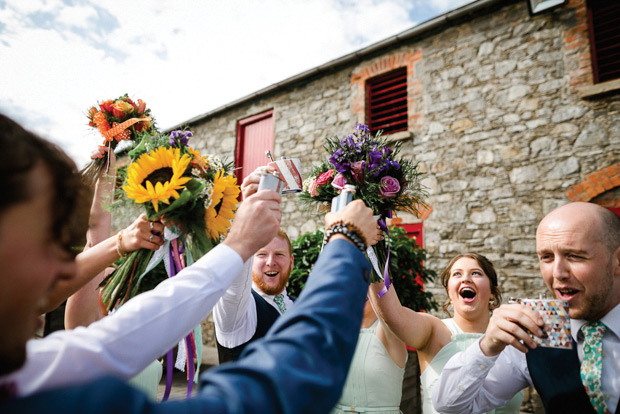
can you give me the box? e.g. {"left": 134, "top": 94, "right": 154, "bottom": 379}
{"left": 288, "top": 226, "right": 438, "bottom": 312}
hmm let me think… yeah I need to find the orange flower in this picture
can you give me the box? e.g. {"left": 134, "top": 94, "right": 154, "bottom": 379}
{"left": 100, "top": 100, "right": 114, "bottom": 113}
{"left": 188, "top": 147, "right": 207, "bottom": 169}
{"left": 112, "top": 101, "right": 134, "bottom": 118}
{"left": 136, "top": 99, "right": 146, "bottom": 114}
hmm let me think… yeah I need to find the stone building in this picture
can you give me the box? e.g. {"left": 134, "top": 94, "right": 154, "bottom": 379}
{"left": 175, "top": 0, "right": 619, "bottom": 308}
{"left": 170, "top": 0, "right": 618, "bottom": 411}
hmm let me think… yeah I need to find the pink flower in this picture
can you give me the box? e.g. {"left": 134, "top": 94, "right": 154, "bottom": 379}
{"left": 309, "top": 180, "right": 319, "bottom": 197}
{"left": 331, "top": 173, "right": 347, "bottom": 190}
{"left": 379, "top": 176, "right": 400, "bottom": 198}
{"left": 351, "top": 161, "right": 365, "bottom": 183}
{"left": 316, "top": 169, "right": 335, "bottom": 186}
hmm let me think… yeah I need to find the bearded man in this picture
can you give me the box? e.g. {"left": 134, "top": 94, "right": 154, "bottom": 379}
{"left": 214, "top": 228, "right": 295, "bottom": 362}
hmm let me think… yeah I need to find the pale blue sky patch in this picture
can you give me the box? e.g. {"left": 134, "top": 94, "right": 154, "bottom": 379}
{"left": 0, "top": 0, "right": 476, "bottom": 166}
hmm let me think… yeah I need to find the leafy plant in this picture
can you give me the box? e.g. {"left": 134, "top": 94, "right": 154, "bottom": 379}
{"left": 288, "top": 226, "right": 439, "bottom": 312}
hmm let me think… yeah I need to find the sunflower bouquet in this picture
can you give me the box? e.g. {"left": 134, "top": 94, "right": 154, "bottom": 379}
{"left": 82, "top": 94, "right": 157, "bottom": 183}
{"left": 300, "top": 123, "right": 427, "bottom": 287}
{"left": 100, "top": 130, "right": 240, "bottom": 313}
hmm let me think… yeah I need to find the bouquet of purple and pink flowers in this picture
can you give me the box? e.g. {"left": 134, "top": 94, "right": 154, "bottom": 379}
{"left": 300, "top": 123, "right": 427, "bottom": 284}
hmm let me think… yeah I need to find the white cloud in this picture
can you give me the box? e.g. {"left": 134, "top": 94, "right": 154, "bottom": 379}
{"left": 0, "top": 0, "right": 474, "bottom": 167}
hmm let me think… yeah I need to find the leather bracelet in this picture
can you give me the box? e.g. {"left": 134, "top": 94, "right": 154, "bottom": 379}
{"left": 323, "top": 220, "right": 367, "bottom": 252}
{"left": 116, "top": 231, "right": 128, "bottom": 258}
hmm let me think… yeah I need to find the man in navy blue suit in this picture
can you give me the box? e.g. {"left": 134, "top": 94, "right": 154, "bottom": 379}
{"left": 0, "top": 113, "right": 379, "bottom": 413}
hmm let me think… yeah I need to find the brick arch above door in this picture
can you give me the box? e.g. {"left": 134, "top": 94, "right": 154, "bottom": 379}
{"left": 565, "top": 162, "right": 620, "bottom": 207}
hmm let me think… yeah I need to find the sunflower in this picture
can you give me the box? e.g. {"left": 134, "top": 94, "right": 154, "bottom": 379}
{"left": 205, "top": 170, "right": 240, "bottom": 240}
{"left": 124, "top": 147, "right": 192, "bottom": 212}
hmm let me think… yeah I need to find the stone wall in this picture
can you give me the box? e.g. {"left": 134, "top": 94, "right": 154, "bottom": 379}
{"left": 187, "top": 0, "right": 620, "bottom": 312}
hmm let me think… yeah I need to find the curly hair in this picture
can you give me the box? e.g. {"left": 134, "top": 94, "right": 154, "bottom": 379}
{"left": 0, "top": 113, "right": 92, "bottom": 255}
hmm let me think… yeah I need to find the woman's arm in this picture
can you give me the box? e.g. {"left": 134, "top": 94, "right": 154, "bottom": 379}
{"left": 61, "top": 215, "right": 164, "bottom": 327}
{"left": 372, "top": 300, "right": 407, "bottom": 368}
{"left": 368, "top": 281, "right": 446, "bottom": 355}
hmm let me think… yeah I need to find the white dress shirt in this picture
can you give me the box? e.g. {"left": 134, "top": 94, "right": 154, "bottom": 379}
{"left": 0, "top": 243, "right": 243, "bottom": 397}
{"left": 213, "top": 256, "right": 293, "bottom": 348}
{"left": 432, "top": 303, "right": 620, "bottom": 414}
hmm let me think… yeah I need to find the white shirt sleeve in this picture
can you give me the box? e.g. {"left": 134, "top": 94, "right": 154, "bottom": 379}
{"left": 432, "top": 337, "right": 532, "bottom": 414}
{"left": 212, "top": 256, "right": 257, "bottom": 348}
{"left": 2, "top": 243, "right": 243, "bottom": 397}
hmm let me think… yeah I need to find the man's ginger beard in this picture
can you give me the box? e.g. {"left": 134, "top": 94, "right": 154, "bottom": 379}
{"left": 253, "top": 266, "right": 292, "bottom": 296}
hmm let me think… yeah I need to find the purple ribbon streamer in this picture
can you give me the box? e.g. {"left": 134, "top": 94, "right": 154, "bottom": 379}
{"left": 185, "top": 335, "right": 195, "bottom": 398}
{"left": 161, "top": 245, "right": 178, "bottom": 401}
{"left": 162, "top": 239, "right": 195, "bottom": 400}
{"left": 377, "top": 210, "right": 393, "bottom": 298}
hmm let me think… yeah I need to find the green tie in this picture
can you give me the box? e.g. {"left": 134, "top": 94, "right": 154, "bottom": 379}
{"left": 580, "top": 321, "right": 608, "bottom": 414}
{"left": 274, "top": 294, "right": 287, "bottom": 314}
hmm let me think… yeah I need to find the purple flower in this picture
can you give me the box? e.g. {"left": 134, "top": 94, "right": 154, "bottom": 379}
{"left": 169, "top": 130, "right": 193, "bottom": 147}
{"left": 341, "top": 135, "right": 355, "bottom": 148}
{"left": 329, "top": 149, "right": 351, "bottom": 173}
{"left": 379, "top": 176, "right": 400, "bottom": 198}
{"left": 355, "top": 123, "right": 370, "bottom": 135}
{"left": 368, "top": 150, "right": 384, "bottom": 172}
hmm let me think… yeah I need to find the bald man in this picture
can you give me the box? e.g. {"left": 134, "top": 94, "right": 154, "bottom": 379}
{"left": 433, "top": 202, "right": 620, "bottom": 414}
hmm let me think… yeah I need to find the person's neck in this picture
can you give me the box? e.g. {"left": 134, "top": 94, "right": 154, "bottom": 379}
{"left": 361, "top": 307, "right": 377, "bottom": 329}
{"left": 453, "top": 311, "right": 490, "bottom": 333}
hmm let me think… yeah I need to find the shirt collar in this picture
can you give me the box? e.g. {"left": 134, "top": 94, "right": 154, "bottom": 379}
{"left": 570, "top": 302, "right": 620, "bottom": 342}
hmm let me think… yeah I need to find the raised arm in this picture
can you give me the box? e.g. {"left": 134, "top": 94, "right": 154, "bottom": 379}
{"left": 432, "top": 302, "right": 541, "bottom": 413}
{"left": 212, "top": 168, "right": 269, "bottom": 344}
{"left": 8, "top": 189, "right": 283, "bottom": 397}
{"left": 62, "top": 215, "right": 165, "bottom": 327}
{"left": 368, "top": 280, "right": 444, "bottom": 355}
{"left": 369, "top": 293, "right": 407, "bottom": 368}
{"left": 199, "top": 200, "right": 377, "bottom": 414}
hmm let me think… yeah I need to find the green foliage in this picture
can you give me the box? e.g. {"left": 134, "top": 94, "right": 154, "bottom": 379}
{"left": 288, "top": 226, "right": 439, "bottom": 312}
{"left": 288, "top": 230, "right": 324, "bottom": 298}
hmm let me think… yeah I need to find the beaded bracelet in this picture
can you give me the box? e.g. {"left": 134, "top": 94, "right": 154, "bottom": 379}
{"left": 323, "top": 220, "right": 367, "bottom": 252}
{"left": 116, "top": 231, "right": 128, "bottom": 258}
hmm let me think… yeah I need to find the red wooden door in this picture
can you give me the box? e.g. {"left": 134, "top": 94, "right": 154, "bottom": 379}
{"left": 399, "top": 222, "right": 423, "bottom": 248}
{"left": 235, "top": 110, "right": 274, "bottom": 186}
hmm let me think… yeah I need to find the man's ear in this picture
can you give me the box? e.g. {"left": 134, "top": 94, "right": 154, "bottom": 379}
{"left": 613, "top": 245, "right": 620, "bottom": 278}
{"left": 290, "top": 254, "right": 294, "bottom": 270}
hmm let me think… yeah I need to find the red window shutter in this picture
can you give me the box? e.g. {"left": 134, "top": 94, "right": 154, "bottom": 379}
{"left": 366, "top": 67, "right": 408, "bottom": 136}
{"left": 588, "top": 0, "right": 620, "bottom": 83}
{"left": 235, "top": 110, "right": 274, "bottom": 187}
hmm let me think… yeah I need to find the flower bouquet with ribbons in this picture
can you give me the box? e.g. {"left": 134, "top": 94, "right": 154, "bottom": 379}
{"left": 300, "top": 123, "right": 427, "bottom": 291}
{"left": 99, "top": 129, "right": 239, "bottom": 399}
{"left": 82, "top": 94, "right": 157, "bottom": 183}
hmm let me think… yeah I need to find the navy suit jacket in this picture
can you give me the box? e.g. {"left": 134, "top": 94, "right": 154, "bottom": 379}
{"left": 1, "top": 239, "right": 370, "bottom": 414}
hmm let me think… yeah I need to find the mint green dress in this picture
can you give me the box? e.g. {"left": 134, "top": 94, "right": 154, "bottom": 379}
{"left": 331, "top": 320, "right": 405, "bottom": 414}
{"left": 421, "top": 318, "right": 523, "bottom": 414}
{"left": 128, "top": 359, "right": 163, "bottom": 401}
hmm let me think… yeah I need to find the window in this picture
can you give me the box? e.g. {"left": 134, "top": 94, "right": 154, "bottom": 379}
{"left": 588, "top": 0, "right": 620, "bottom": 83}
{"left": 366, "top": 67, "right": 408, "bottom": 136}
{"left": 235, "top": 110, "right": 274, "bottom": 186}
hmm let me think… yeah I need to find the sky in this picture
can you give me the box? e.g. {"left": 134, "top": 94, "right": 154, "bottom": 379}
{"left": 0, "top": 0, "right": 473, "bottom": 167}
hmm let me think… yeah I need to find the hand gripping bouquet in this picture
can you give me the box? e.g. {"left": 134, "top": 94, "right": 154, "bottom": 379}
{"left": 300, "top": 123, "right": 427, "bottom": 294}
{"left": 83, "top": 94, "right": 157, "bottom": 183}
{"left": 100, "top": 129, "right": 240, "bottom": 399}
